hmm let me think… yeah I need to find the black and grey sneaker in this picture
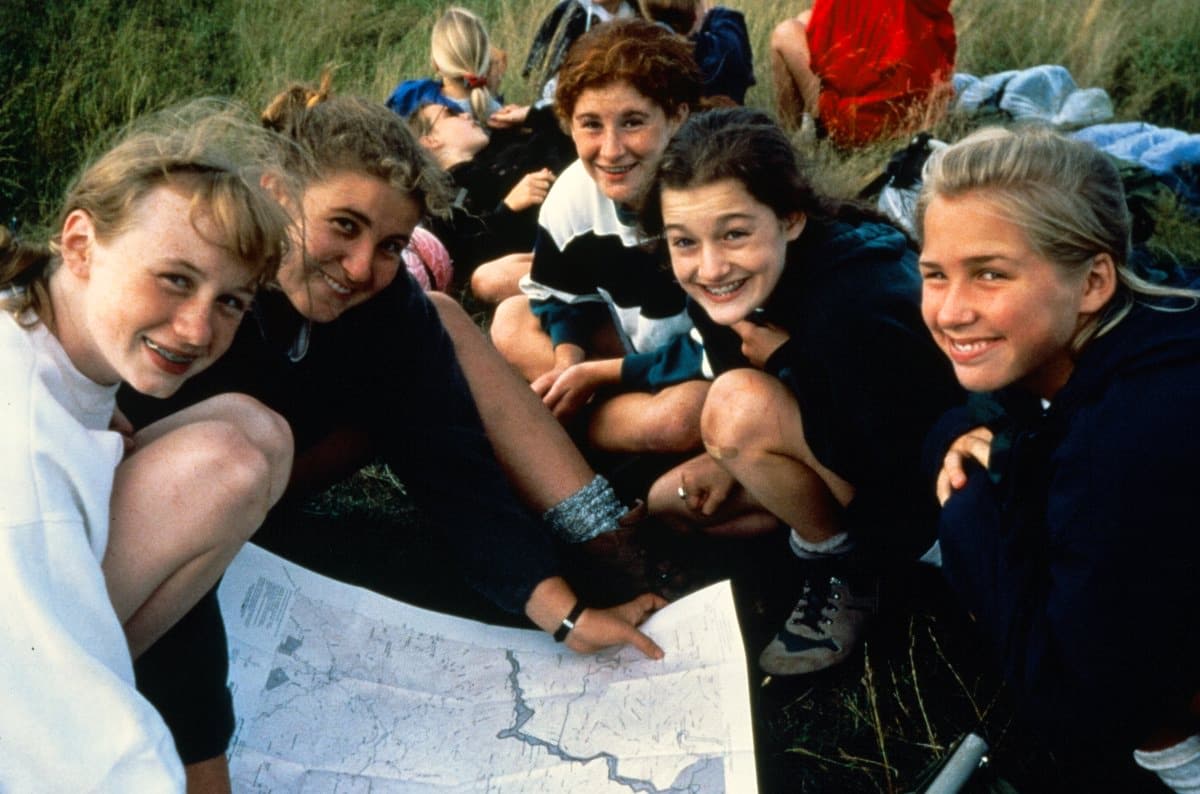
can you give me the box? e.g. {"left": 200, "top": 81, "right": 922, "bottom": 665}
{"left": 758, "top": 559, "right": 878, "bottom": 675}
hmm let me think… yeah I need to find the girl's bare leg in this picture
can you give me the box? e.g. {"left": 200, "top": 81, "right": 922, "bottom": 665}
{"left": 700, "top": 369, "right": 852, "bottom": 544}
{"left": 770, "top": 11, "right": 821, "bottom": 128}
{"left": 103, "top": 393, "right": 293, "bottom": 658}
{"left": 470, "top": 252, "right": 532, "bottom": 304}
{"left": 490, "top": 295, "right": 555, "bottom": 380}
{"left": 586, "top": 380, "right": 709, "bottom": 454}
{"left": 431, "top": 292, "right": 594, "bottom": 508}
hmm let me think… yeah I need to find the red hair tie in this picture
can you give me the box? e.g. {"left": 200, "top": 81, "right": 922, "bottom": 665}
{"left": 463, "top": 73, "right": 488, "bottom": 90}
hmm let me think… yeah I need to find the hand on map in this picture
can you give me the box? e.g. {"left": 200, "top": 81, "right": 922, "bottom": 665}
{"left": 564, "top": 594, "right": 668, "bottom": 660}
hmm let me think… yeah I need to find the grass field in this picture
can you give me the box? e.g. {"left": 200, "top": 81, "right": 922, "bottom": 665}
{"left": 4, "top": 1, "right": 1199, "bottom": 791}
{"left": 4, "top": 0, "right": 1199, "bottom": 229}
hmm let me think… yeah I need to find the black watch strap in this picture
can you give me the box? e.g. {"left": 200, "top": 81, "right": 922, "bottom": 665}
{"left": 553, "top": 602, "right": 587, "bottom": 642}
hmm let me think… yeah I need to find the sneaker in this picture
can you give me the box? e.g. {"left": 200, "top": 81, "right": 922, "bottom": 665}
{"left": 758, "top": 559, "right": 878, "bottom": 675}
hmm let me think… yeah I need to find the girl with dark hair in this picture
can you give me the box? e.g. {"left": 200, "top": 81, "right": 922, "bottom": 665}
{"left": 639, "top": 107, "right": 962, "bottom": 676}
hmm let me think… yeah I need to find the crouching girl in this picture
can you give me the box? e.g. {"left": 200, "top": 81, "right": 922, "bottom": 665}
{"left": 640, "top": 108, "right": 962, "bottom": 675}
{"left": 919, "top": 126, "right": 1200, "bottom": 790}
{"left": 0, "top": 105, "right": 293, "bottom": 789}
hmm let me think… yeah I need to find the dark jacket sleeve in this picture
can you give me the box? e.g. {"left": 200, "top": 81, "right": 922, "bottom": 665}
{"left": 522, "top": 0, "right": 583, "bottom": 82}
{"left": 938, "top": 363, "right": 1200, "bottom": 751}
{"left": 621, "top": 328, "right": 707, "bottom": 391}
{"left": 766, "top": 308, "right": 960, "bottom": 557}
{"left": 527, "top": 224, "right": 613, "bottom": 350}
{"left": 431, "top": 201, "right": 530, "bottom": 284}
{"left": 367, "top": 278, "right": 561, "bottom": 612}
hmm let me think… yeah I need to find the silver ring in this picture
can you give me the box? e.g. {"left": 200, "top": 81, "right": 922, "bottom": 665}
{"left": 677, "top": 486, "right": 689, "bottom": 500}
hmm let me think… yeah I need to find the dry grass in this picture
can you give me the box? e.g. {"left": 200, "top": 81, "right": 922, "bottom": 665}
{"left": 5, "top": 0, "right": 1199, "bottom": 225}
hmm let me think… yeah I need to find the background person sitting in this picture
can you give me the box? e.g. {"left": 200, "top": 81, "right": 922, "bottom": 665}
{"left": 522, "top": 0, "right": 638, "bottom": 106}
{"left": 490, "top": 19, "right": 710, "bottom": 473}
{"left": 769, "top": 0, "right": 957, "bottom": 147}
{"left": 401, "top": 97, "right": 575, "bottom": 303}
{"left": 386, "top": 6, "right": 506, "bottom": 128}
{"left": 637, "top": 0, "right": 755, "bottom": 105}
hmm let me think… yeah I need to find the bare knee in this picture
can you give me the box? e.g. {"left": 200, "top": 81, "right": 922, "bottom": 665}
{"left": 648, "top": 383, "right": 708, "bottom": 451}
{"left": 642, "top": 405, "right": 703, "bottom": 452}
{"left": 195, "top": 393, "right": 292, "bottom": 503}
{"left": 197, "top": 423, "right": 279, "bottom": 543}
{"left": 470, "top": 261, "right": 525, "bottom": 304}
{"left": 490, "top": 295, "right": 549, "bottom": 379}
{"left": 428, "top": 289, "right": 461, "bottom": 318}
{"left": 701, "top": 370, "right": 787, "bottom": 456}
{"left": 490, "top": 296, "right": 531, "bottom": 354}
{"left": 428, "top": 290, "right": 473, "bottom": 335}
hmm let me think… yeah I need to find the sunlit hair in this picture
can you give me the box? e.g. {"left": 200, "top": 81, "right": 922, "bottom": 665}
{"left": 637, "top": 0, "right": 699, "bottom": 35}
{"left": 261, "top": 70, "right": 451, "bottom": 221}
{"left": 1, "top": 99, "right": 293, "bottom": 324}
{"left": 430, "top": 6, "right": 495, "bottom": 125}
{"left": 553, "top": 18, "right": 701, "bottom": 127}
{"left": 641, "top": 107, "right": 883, "bottom": 237}
{"left": 916, "top": 125, "right": 1198, "bottom": 351}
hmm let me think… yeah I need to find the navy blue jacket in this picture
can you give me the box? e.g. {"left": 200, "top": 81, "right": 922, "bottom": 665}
{"left": 932, "top": 300, "right": 1200, "bottom": 752}
{"left": 693, "top": 7, "right": 755, "bottom": 104}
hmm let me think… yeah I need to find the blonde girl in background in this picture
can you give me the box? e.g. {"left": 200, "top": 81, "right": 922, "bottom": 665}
{"left": 431, "top": 6, "right": 502, "bottom": 124}
{"left": 389, "top": 6, "right": 520, "bottom": 129}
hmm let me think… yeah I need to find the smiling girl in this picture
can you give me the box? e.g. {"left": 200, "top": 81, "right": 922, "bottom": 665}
{"left": 639, "top": 108, "right": 962, "bottom": 676}
{"left": 918, "top": 126, "right": 1200, "bottom": 790}
{"left": 0, "top": 105, "right": 293, "bottom": 789}
{"left": 120, "top": 76, "right": 668, "bottom": 791}
{"left": 491, "top": 18, "right": 710, "bottom": 458}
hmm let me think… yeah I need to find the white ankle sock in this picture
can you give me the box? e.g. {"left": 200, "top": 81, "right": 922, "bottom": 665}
{"left": 788, "top": 530, "right": 853, "bottom": 559}
{"left": 1135, "top": 735, "right": 1200, "bottom": 792}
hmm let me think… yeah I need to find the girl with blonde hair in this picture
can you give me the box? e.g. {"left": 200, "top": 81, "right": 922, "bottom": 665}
{"left": 920, "top": 125, "right": 1200, "bottom": 790}
{"left": 0, "top": 102, "right": 294, "bottom": 789}
{"left": 388, "top": 6, "right": 507, "bottom": 128}
{"left": 431, "top": 6, "right": 501, "bottom": 124}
